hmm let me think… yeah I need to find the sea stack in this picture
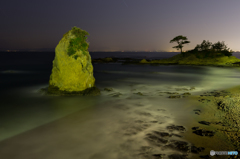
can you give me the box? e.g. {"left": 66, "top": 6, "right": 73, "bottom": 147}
{"left": 48, "top": 26, "right": 100, "bottom": 96}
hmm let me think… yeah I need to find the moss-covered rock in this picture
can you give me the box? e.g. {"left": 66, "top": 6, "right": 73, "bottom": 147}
{"left": 140, "top": 59, "right": 149, "bottom": 63}
{"left": 48, "top": 26, "right": 99, "bottom": 95}
{"left": 102, "top": 57, "right": 114, "bottom": 62}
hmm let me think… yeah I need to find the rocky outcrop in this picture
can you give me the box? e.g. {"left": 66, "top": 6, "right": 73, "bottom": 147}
{"left": 47, "top": 26, "right": 100, "bottom": 96}
{"left": 138, "top": 53, "right": 240, "bottom": 66}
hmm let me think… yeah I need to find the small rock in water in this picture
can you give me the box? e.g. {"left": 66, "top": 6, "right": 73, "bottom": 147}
{"left": 150, "top": 121, "right": 158, "bottom": 123}
{"left": 198, "top": 121, "right": 211, "bottom": 125}
{"left": 175, "top": 88, "right": 190, "bottom": 91}
{"left": 104, "top": 88, "right": 113, "bottom": 91}
{"left": 168, "top": 154, "right": 189, "bottom": 159}
{"left": 110, "top": 92, "right": 122, "bottom": 97}
{"left": 166, "top": 125, "right": 186, "bottom": 132}
{"left": 168, "top": 95, "right": 181, "bottom": 98}
{"left": 182, "top": 92, "right": 191, "bottom": 95}
{"left": 193, "top": 109, "right": 201, "bottom": 115}
{"left": 153, "top": 131, "right": 171, "bottom": 137}
{"left": 135, "top": 92, "right": 144, "bottom": 96}
{"left": 136, "top": 111, "right": 152, "bottom": 116}
{"left": 152, "top": 154, "right": 166, "bottom": 159}
{"left": 192, "top": 127, "right": 200, "bottom": 130}
{"left": 192, "top": 127, "right": 215, "bottom": 137}
{"left": 172, "top": 133, "right": 183, "bottom": 138}
{"left": 165, "top": 92, "right": 179, "bottom": 94}
{"left": 193, "top": 109, "right": 201, "bottom": 112}
{"left": 167, "top": 140, "right": 191, "bottom": 152}
{"left": 146, "top": 133, "right": 169, "bottom": 144}
{"left": 212, "top": 121, "right": 222, "bottom": 125}
{"left": 191, "top": 145, "right": 205, "bottom": 154}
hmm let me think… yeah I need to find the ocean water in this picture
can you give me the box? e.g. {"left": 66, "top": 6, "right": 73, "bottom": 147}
{"left": 0, "top": 52, "right": 240, "bottom": 159}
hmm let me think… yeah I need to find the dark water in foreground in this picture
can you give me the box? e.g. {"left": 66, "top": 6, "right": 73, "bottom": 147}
{"left": 0, "top": 52, "right": 240, "bottom": 159}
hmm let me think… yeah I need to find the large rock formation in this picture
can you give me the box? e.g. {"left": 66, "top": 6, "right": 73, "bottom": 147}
{"left": 47, "top": 26, "right": 100, "bottom": 96}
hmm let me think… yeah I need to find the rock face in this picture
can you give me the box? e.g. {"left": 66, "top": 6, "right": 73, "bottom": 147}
{"left": 48, "top": 26, "right": 100, "bottom": 96}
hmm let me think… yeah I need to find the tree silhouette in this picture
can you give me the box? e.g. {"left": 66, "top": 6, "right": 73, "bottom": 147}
{"left": 194, "top": 40, "right": 212, "bottom": 51}
{"left": 170, "top": 35, "right": 190, "bottom": 53}
{"left": 212, "top": 41, "right": 228, "bottom": 52}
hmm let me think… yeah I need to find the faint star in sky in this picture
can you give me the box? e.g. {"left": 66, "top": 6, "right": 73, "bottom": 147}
{"left": 123, "top": 0, "right": 128, "bottom": 7}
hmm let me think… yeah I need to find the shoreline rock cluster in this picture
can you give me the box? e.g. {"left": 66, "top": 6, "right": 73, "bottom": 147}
{"left": 194, "top": 89, "right": 240, "bottom": 158}
{"left": 91, "top": 55, "right": 240, "bottom": 67}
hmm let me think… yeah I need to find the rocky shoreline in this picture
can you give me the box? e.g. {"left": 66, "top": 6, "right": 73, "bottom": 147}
{"left": 92, "top": 57, "right": 240, "bottom": 67}
{"left": 39, "top": 85, "right": 101, "bottom": 96}
{"left": 188, "top": 88, "right": 240, "bottom": 159}
{"left": 101, "top": 85, "right": 240, "bottom": 159}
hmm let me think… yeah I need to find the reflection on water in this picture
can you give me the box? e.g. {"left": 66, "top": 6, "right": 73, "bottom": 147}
{"left": 0, "top": 64, "right": 240, "bottom": 159}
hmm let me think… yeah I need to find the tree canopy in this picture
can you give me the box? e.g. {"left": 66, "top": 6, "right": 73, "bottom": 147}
{"left": 170, "top": 35, "right": 190, "bottom": 53}
{"left": 186, "top": 40, "right": 233, "bottom": 58}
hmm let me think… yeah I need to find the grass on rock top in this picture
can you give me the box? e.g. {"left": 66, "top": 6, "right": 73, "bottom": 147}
{"left": 67, "top": 26, "right": 90, "bottom": 59}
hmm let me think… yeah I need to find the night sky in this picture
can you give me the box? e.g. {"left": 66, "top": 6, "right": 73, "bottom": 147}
{"left": 1, "top": 0, "right": 240, "bottom": 52}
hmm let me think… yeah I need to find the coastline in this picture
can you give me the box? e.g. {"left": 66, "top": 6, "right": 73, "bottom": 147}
{"left": 92, "top": 56, "right": 240, "bottom": 67}
{"left": 184, "top": 85, "right": 240, "bottom": 159}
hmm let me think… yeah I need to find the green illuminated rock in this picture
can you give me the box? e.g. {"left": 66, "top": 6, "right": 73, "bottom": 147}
{"left": 48, "top": 26, "right": 100, "bottom": 96}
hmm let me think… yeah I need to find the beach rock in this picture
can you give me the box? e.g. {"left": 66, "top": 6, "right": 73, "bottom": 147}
{"left": 192, "top": 127, "right": 200, "bottom": 130}
{"left": 190, "top": 145, "right": 205, "bottom": 154}
{"left": 104, "top": 88, "right": 113, "bottom": 91}
{"left": 150, "top": 121, "right": 158, "bottom": 123}
{"left": 135, "top": 92, "right": 144, "bottom": 96}
{"left": 200, "top": 90, "right": 231, "bottom": 97}
{"left": 136, "top": 111, "right": 152, "bottom": 116}
{"left": 182, "top": 92, "right": 191, "bottom": 95}
{"left": 146, "top": 133, "right": 169, "bottom": 144}
{"left": 198, "top": 121, "right": 211, "bottom": 125}
{"left": 153, "top": 131, "right": 171, "bottom": 137}
{"left": 48, "top": 26, "right": 99, "bottom": 96}
{"left": 172, "top": 133, "right": 183, "bottom": 138}
{"left": 168, "top": 154, "right": 188, "bottom": 159}
{"left": 193, "top": 109, "right": 201, "bottom": 113}
{"left": 166, "top": 140, "right": 191, "bottom": 152}
{"left": 46, "top": 85, "right": 100, "bottom": 96}
{"left": 152, "top": 154, "right": 166, "bottom": 159}
{"left": 195, "top": 112, "right": 200, "bottom": 115}
{"left": 168, "top": 95, "right": 181, "bottom": 98}
{"left": 165, "top": 92, "right": 179, "bottom": 94}
{"left": 167, "top": 125, "right": 186, "bottom": 132}
{"left": 192, "top": 127, "right": 215, "bottom": 137}
{"left": 175, "top": 88, "right": 189, "bottom": 91}
{"left": 110, "top": 92, "right": 122, "bottom": 97}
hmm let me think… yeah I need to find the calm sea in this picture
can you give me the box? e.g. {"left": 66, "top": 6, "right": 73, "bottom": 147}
{"left": 0, "top": 52, "right": 240, "bottom": 159}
